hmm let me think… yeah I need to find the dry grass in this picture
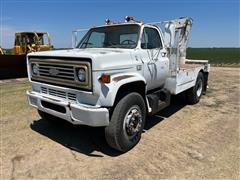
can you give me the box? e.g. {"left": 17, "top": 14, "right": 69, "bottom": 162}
{"left": 0, "top": 67, "right": 239, "bottom": 179}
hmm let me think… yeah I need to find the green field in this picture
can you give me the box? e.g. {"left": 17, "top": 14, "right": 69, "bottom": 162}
{"left": 187, "top": 48, "right": 240, "bottom": 65}
{"left": 3, "top": 47, "right": 240, "bottom": 65}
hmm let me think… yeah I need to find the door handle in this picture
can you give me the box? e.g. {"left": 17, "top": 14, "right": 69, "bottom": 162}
{"left": 161, "top": 52, "right": 167, "bottom": 57}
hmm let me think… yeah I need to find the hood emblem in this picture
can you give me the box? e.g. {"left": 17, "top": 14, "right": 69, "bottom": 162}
{"left": 49, "top": 68, "right": 59, "bottom": 76}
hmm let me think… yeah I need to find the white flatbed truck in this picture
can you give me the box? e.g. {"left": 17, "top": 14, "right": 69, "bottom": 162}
{"left": 27, "top": 17, "right": 210, "bottom": 152}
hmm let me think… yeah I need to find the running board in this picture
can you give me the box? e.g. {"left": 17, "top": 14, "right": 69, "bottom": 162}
{"left": 147, "top": 89, "right": 171, "bottom": 115}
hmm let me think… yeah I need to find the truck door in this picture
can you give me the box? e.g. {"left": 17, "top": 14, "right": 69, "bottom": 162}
{"left": 139, "top": 26, "right": 169, "bottom": 90}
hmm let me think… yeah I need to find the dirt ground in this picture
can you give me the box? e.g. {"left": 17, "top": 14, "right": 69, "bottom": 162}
{"left": 0, "top": 67, "right": 239, "bottom": 179}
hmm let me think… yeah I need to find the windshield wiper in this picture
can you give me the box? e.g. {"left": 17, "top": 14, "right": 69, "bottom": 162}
{"left": 80, "top": 42, "right": 93, "bottom": 48}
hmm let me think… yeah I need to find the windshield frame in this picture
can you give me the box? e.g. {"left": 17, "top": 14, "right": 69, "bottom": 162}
{"left": 76, "top": 24, "right": 141, "bottom": 49}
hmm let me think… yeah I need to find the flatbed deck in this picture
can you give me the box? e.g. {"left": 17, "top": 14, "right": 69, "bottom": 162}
{"left": 179, "top": 63, "right": 203, "bottom": 70}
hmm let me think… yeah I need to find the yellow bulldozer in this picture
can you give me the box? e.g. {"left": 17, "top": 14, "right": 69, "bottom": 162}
{"left": 0, "top": 32, "right": 53, "bottom": 79}
{"left": 13, "top": 32, "right": 52, "bottom": 55}
{"left": 0, "top": 47, "right": 4, "bottom": 55}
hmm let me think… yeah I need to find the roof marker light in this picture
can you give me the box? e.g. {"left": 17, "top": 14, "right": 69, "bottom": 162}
{"left": 125, "top": 16, "right": 134, "bottom": 22}
{"left": 105, "top": 19, "right": 111, "bottom": 25}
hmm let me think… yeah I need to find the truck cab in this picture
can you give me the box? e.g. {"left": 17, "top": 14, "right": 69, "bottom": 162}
{"left": 27, "top": 17, "right": 209, "bottom": 152}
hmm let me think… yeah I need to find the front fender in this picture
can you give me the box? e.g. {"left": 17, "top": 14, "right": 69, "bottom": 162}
{"left": 97, "top": 72, "right": 146, "bottom": 107}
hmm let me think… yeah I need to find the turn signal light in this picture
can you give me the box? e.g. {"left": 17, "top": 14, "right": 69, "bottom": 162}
{"left": 99, "top": 74, "right": 110, "bottom": 83}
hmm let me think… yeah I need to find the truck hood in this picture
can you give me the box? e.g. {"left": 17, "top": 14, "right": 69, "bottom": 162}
{"left": 28, "top": 48, "right": 135, "bottom": 71}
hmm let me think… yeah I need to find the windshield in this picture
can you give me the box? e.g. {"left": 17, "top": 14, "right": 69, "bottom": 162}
{"left": 77, "top": 24, "right": 140, "bottom": 49}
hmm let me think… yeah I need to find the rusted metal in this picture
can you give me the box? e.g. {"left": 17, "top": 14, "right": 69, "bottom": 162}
{"left": 0, "top": 55, "right": 27, "bottom": 79}
{"left": 179, "top": 63, "right": 202, "bottom": 70}
{"left": 112, "top": 75, "right": 133, "bottom": 82}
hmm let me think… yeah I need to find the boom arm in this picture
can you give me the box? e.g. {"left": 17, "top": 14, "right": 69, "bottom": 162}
{"left": 164, "top": 17, "right": 193, "bottom": 74}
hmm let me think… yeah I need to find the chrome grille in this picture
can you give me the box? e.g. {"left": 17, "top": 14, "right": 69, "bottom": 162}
{"left": 68, "top": 93, "right": 77, "bottom": 101}
{"left": 29, "top": 57, "right": 92, "bottom": 90}
{"left": 41, "top": 87, "right": 47, "bottom": 94}
{"left": 41, "top": 87, "right": 77, "bottom": 102}
{"left": 38, "top": 64, "right": 75, "bottom": 80}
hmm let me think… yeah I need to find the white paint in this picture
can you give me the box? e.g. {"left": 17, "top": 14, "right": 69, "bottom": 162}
{"left": 26, "top": 17, "right": 210, "bottom": 127}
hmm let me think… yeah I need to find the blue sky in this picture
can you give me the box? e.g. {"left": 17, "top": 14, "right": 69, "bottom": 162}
{"left": 0, "top": 0, "right": 239, "bottom": 48}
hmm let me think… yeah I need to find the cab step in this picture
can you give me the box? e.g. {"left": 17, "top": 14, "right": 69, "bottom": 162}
{"left": 147, "top": 89, "right": 171, "bottom": 115}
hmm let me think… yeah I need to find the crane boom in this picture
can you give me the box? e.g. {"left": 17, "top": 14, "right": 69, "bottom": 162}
{"left": 163, "top": 17, "right": 193, "bottom": 75}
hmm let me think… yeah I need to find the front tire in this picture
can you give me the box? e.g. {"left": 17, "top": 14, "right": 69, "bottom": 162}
{"left": 186, "top": 72, "right": 204, "bottom": 104}
{"left": 105, "top": 92, "right": 146, "bottom": 152}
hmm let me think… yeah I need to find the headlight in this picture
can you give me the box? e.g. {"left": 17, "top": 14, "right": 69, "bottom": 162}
{"left": 77, "top": 68, "right": 86, "bottom": 82}
{"left": 32, "top": 63, "right": 38, "bottom": 75}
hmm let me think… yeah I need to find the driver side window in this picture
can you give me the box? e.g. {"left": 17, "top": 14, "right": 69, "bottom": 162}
{"left": 141, "top": 27, "right": 162, "bottom": 49}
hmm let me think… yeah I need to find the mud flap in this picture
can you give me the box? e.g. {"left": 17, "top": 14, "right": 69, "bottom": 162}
{"left": 203, "top": 72, "right": 209, "bottom": 95}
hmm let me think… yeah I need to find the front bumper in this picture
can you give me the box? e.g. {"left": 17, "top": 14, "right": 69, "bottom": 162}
{"left": 27, "top": 91, "right": 109, "bottom": 127}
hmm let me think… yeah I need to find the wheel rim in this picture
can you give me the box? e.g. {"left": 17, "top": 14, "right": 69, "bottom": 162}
{"left": 196, "top": 79, "right": 203, "bottom": 97}
{"left": 123, "top": 105, "right": 143, "bottom": 138}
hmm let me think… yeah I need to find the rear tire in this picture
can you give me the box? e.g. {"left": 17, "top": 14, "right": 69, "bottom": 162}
{"left": 186, "top": 72, "right": 204, "bottom": 104}
{"left": 105, "top": 92, "right": 146, "bottom": 152}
